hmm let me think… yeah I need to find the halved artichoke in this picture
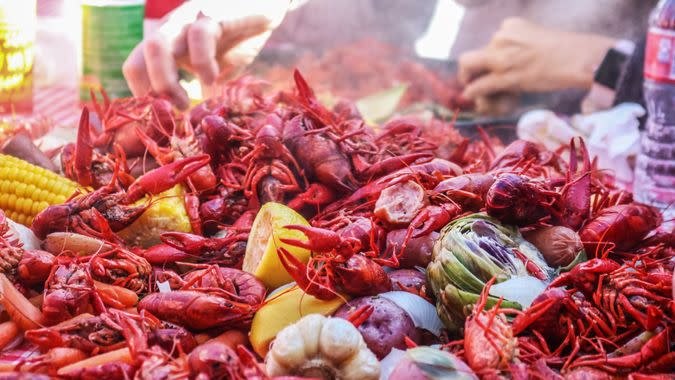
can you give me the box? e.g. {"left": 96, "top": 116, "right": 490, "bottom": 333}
{"left": 427, "top": 213, "right": 553, "bottom": 334}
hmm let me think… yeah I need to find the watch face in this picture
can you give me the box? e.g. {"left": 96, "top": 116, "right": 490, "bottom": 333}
{"left": 595, "top": 48, "right": 630, "bottom": 89}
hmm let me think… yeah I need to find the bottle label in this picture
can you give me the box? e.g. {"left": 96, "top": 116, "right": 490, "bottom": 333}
{"left": 645, "top": 26, "right": 675, "bottom": 84}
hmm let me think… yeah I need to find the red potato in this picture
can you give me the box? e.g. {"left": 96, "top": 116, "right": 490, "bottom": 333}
{"left": 334, "top": 296, "right": 419, "bottom": 359}
{"left": 386, "top": 229, "right": 438, "bottom": 268}
{"left": 389, "top": 269, "right": 427, "bottom": 295}
{"left": 374, "top": 181, "right": 428, "bottom": 226}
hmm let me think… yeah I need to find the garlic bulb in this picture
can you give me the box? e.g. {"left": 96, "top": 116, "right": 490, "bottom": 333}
{"left": 266, "top": 314, "right": 380, "bottom": 380}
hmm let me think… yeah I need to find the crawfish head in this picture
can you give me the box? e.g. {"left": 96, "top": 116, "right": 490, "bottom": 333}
{"left": 31, "top": 204, "right": 76, "bottom": 239}
{"left": 0, "top": 244, "right": 23, "bottom": 279}
{"left": 433, "top": 173, "right": 496, "bottom": 211}
{"left": 88, "top": 248, "right": 152, "bottom": 293}
{"left": 335, "top": 255, "right": 392, "bottom": 297}
{"left": 181, "top": 266, "right": 266, "bottom": 305}
{"left": 188, "top": 341, "right": 248, "bottom": 379}
{"left": 43, "top": 261, "right": 100, "bottom": 324}
{"left": 25, "top": 313, "right": 125, "bottom": 354}
{"left": 486, "top": 173, "right": 556, "bottom": 226}
{"left": 579, "top": 203, "right": 663, "bottom": 256}
{"left": 549, "top": 259, "right": 620, "bottom": 298}
{"left": 464, "top": 307, "right": 517, "bottom": 372}
{"left": 17, "top": 249, "right": 56, "bottom": 286}
{"left": 148, "top": 327, "right": 198, "bottom": 355}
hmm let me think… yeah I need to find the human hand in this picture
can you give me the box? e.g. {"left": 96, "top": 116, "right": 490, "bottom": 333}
{"left": 123, "top": 0, "right": 288, "bottom": 109}
{"left": 458, "top": 18, "right": 616, "bottom": 102}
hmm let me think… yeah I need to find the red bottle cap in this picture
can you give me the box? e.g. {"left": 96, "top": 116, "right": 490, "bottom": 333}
{"left": 145, "top": 0, "right": 186, "bottom": 19}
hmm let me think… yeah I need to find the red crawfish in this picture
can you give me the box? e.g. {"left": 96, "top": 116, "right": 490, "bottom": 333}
{"left": 513, "top": 256, "right": 673, "bottom": 374}
{"left": 548, "top": 258, "right": 672, "bottom": 331}
{"left": 462, "top": 278, "right": 518, "bottom": 378}
{"left": 486, "top": 173, "right": 558, "bottom": 226}
{"left": 32, "top": 154, "right": 211, "bottom": 241}
{"left": 61, "top": 107, "right": 135, "bottom": 189}
{"left": 87, "top": 90, "right": 175, "bottom": 159}
{"left": 579, "top": 203, "right": 663, "bottom": 257}
{"left": 242, "top": 115, "right": 304, "bottom": 208}
{"left": 141, "top": 231, "right": 248, "bottom": 268}
{"left": 86, "top": 247, "right": 152, "bottom": 293}
{"left": 276, "top": 224, "right": 392, "bottom": 300}
{"left": 322, "top": 157, "right": 462, "bottom": 215}
{"left": 136, "top": 115, "right": 217, "bottom": 192}
{"left": 42, "top": 257, "right": 106, "bottom": 325}
{"left": 24, "top": 310, "right": 160, "bottom": 355}
{"left": 490, "top": 139, "right": 567, "bottom": 177}
{"left": 138, "top": 266, "right": 265, "bottom": 330}
{"left": 119, "top": 312, "right": 268, "bottom": 380}
{"left": 433, "top": 172, "right": 496, "bottom": 211}
{"left": 553, "top": 137, "right": 592, "bottom": 231}
{"left": 283, "top": 113, "right": 358, "bottom": 193}
{"left": 0, "top": 210, "right": 55, "bottom": 287}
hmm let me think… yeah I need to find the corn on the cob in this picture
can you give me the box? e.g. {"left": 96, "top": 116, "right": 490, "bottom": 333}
{"left": 0, "top": 154, "right": 78, "bottom": 226}
{"left": 118, "top": 185, "right": 192, "bottom": 248}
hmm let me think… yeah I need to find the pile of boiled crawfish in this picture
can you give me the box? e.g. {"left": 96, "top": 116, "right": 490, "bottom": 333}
{"left": 0, "top": 69, "right": 671, "bottom": 380}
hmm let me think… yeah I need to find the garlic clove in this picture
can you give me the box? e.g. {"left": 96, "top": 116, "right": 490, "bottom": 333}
{"left": 297, "top": 313, "right": 323, "bottom": 357}
{"left": 339, "top": 345, "right": 380, "bottom": 380}
{"left": 271, "top": 323, "right": 307, "bottom": 368}
{"left": 265, "top": 354, "right": 285, "bottom": 377}
{"left": 318, "top": 318, "right": 361, "bottom": 364}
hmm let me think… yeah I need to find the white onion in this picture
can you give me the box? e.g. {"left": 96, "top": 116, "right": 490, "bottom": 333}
{"left": 379, "top": 348, "right": 406, "bottom": 380}
{"left": 6, "top": 219, "right": 40, "bottom": 250}
{"left": 488, "top": 276, "right": 547, "bottom": 308}
{"left": 380, "top": 291, "right": 443, "bottom": 336}
{"left": 267, "top": 282, "right": 297, "bottom": 299}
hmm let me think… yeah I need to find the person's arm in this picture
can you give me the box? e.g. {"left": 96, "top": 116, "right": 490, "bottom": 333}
{"left": 458, "top": 18, "right": 616, "bottom": 104}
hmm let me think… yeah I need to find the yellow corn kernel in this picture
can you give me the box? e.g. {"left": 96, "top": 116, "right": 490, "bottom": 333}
{"left": 0, "top": 154, "right": 78, "bottom": 226}
{"left": 118, "top": 185, "right": 192, "bottom": 248}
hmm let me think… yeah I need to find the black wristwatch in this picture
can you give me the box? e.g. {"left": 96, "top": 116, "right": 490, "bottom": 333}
{"left": 582, "top": 40, "right": 635, "bottom": 113}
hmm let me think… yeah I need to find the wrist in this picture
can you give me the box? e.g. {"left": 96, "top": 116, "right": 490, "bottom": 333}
{"left": 568, "top": 34, "right": 618, "bottom": 89}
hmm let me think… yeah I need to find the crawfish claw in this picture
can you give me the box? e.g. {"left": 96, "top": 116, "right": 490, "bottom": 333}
{"left": 160, "top": 232, "right": 207, "bottom": 253}
{"left": 280, "top": 225, "right": 341, "bottom": 252}
{"left": 409, "top": 204, "right": 460, "bottom": 238}
{"left": 126, "top": 154, "right": 211, "bottom": 202}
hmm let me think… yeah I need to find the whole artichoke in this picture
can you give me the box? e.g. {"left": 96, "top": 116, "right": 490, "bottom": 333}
{"left": 427, "top": 213, "right": 553, "bottom": 334}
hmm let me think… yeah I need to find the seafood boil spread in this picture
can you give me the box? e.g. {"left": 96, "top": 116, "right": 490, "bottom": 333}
{"left": 0, "top": 70, "right": 671, "bottom": 379}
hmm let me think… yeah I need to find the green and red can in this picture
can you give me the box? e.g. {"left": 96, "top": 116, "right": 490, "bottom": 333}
{"left": 80, "top": 0, "right": 145, "bottom": 100}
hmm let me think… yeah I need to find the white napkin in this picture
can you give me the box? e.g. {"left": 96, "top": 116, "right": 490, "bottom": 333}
{"left": 572, "top": 103, "right": 644, "bottom": 182}
{"left": 517, "top": 110, "right": 578, "bottom": 151}
{"left": 516, "top": 103, "right": 644, "bottom": 183}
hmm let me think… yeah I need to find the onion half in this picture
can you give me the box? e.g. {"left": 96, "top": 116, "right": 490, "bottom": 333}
{"left": 267, "top": 281, "right": 297, "bottom": 299}
{"left": 379, "top": 348, "right": 406, "bottom": 380}
{"left": 6, "top": 219, "right": 40, "bottom": 250}
{"left": 488, "top": 275, "right": 547, "bottom": 308}
{"left": 380, "top": 291, "right": 443, "bottom": 336}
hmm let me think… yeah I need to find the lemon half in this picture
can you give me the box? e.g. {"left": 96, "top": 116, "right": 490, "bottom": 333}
{"left": 250, "top": 285, "right": 346, "bottom": 356}
{"left": 244, "top": 202, "right": 311, "bottom": 289}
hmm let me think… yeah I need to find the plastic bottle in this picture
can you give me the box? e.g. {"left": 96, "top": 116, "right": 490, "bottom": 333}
{"left": 635, "top": 0, "right": 675, "bottom": 219}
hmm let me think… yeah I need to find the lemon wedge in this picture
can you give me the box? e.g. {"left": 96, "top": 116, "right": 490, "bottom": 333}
{"left": 250, "top": 284, "right": 347, "bottom": 357}
{"left": 244, "top": 202, "right": 311, "bottom": 289}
